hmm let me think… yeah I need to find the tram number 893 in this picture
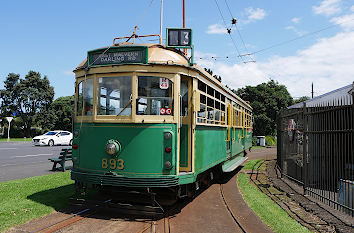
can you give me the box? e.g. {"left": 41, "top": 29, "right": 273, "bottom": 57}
{"left": 102, "top": 158, "right": 124, "bottom": 170}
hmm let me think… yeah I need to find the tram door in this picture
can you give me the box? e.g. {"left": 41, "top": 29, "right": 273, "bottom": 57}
{"left": 179, "top": 76, "right": 192, "bottom": 172}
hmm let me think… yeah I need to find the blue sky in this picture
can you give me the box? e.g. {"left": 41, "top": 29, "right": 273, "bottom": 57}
{"left": 1, "top": 0, "right": 354, "bottom": 99}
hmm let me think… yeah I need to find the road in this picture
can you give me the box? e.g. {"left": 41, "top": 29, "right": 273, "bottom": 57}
{"left": 0, "top": 142, "right": 72, "bottom": 182}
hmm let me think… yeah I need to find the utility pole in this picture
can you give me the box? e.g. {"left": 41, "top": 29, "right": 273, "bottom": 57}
{"left": 311, "top": 82, "right": 314, "bottom": 98}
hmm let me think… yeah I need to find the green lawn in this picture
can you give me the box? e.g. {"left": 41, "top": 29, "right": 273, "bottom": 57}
{"left": 242, "top": 158, "right": 266, "bottom": 171}
{"left": 238, "top": 161, "right": 310, "bottom": 233}
{"left": 0, "top": 172, "right": 74, "bottom": 233}
{"left": 0, "top": 138, "right": 32, "bottom": 142}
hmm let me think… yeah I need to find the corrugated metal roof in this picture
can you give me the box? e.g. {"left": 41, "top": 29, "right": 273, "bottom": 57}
{"left": 289, "top": 83, "right": 354, "bottom": 109}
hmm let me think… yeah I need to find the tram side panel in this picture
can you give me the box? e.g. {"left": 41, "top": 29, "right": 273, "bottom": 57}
{"left": 194, "top": 126, "right": 226, "bottom": 174}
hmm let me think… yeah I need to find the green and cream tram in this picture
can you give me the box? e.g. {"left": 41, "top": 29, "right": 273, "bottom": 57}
{"left": 71, "top": 35, "right": 253, "bottom": 199}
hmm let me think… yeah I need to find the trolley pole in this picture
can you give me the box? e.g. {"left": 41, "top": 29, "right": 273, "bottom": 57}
{"left": 160, "top": 0, "right": 163, "bottom": 44}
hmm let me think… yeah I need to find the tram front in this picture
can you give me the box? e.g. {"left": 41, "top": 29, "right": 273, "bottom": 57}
{"left": 71, "top": 44, "right": 187, "bottom": 191}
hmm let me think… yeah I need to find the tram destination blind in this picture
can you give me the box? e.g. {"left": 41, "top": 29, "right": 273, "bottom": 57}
{"left": 89, "top": 49, "right": 146, "bottom": 66}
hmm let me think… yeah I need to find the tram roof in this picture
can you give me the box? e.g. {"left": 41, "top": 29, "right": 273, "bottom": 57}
{"left": 75, "top": 43, "right": 252, "bottom": 110}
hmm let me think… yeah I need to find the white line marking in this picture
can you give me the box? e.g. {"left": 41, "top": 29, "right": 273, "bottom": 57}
{"left": 13, "top": 153, "right": 53, "bottom": 158}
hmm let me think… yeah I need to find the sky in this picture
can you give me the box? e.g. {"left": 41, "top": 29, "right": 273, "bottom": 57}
{"left": 1, "top": 0, "right": 354, "bottom": 99}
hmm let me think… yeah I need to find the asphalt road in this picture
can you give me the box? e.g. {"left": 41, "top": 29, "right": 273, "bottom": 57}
{"left": 0, "top": 142, "right": 72, "bottom": 182}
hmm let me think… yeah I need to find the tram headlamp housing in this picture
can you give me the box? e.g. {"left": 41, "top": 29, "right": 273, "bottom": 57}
{"left": 73, "top": 130, "right": 79, "bottom": 138}
{"left": 105, "top": 140, "right": 121, "bottom": 156}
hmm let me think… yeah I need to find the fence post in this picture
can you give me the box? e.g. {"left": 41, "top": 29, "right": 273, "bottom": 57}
{"left": 303, "top": 102, "right": 308, "bottom": 195}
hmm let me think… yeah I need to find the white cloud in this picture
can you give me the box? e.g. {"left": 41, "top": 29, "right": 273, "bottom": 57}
{"left": 206, "top": 24, "right": 227, "bottom": 34}
{"left": 196, "top": 31, "right": 354, "bottom": 98}
{"left": 285, "top": 25, "right": 306, "bottom": 36}
{"left": 351, "top": 5, "right": 354, "bottom": 12}
{"left": 331, "top": 13, "right": 354, "bottom": 31}
{"left": 246, "top": 7, "right": 267, "bottom": 21}
{"left": 291, "top": 17, "right": 301, "bottom": 24}
{"left": 63, "top": 70, "right": 74, "bottom": 76}
{"left": 313, "top": 0, "right": 342, "bottom": 16}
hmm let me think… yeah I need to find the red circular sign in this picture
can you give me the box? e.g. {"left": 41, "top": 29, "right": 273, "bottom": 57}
{"left": 160, "top": 108, "right": 166, "bottom": 115}
{"left": 166, "top": 108, "right": 172, "bottom": 115}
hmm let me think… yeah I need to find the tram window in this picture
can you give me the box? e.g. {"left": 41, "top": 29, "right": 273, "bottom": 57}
{"left": 221, "top": 94, "right": 225, "bottom": 102}
{"left": 207, "top": 97, "right": 214, "bottom": 107}
{"left": 97, "top": 76, "right": 132, "bottom": 116}
{"left": 181, "top": 80, "right": 188, "bottom": 116}
{"left": 77, "top": 79, "right": 94, "bottom": 116}
{"left": 198, "top": 80, "right": 206, "bottom": 92}
{"left": 137, "top": 76, "right": 173, "bottom": 115}
{"left": 207, "top": 107, "right": 214, "bottom": 124}
{"left": 221, "top": 104, "right": 225, "bottom": 111}
{"left": 200, "top": 94, "right": 206, "bottom": 104}
{"left": 207, "top": 86, "right": 214, "bottom": 97}
{"left": 215, "top": 109, "right": 220, "bottom": 121}
{"left": 198, "top": 104, "right": 206, "bottom": 118}
{"left": 215, "top": 91, "right": 220, "bottom": 100}
{"left": 215, "top": 101, "right": 220, "bottom": 110}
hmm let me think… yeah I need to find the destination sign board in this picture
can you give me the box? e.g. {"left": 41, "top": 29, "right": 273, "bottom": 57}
{"left": 87, "top": 46, "right": 148, "bottom": 67}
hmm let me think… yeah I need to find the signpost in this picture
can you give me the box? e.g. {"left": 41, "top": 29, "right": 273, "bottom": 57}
{"left": 6, "top": 117, "right": 13, "bottom": 142}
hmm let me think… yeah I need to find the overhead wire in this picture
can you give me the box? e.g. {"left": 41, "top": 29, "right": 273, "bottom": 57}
{"left": 250, "top": 15, "right": 354, "bottom": 55}
{"left": 213, "top": 0, "right": 244, "bottom": 62}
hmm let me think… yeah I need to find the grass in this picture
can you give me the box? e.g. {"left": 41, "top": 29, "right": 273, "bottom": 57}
{"left": 238, "top": 161, "right": 310, "bottom": 233}
{"left": 251, "top": 146, "right": 264, "bottom": 149}
{"left": 242, "top": 159, "right": 266, "bottom": 171}
{"left": 0, "top": 138, "right": 32, "bottom": 142}
{"left": 0, "top": 172, "right": 75, "bottom": 233}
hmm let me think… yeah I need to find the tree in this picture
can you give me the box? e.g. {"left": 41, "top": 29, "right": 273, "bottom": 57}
{"left": 0, "top": 71, "right": 54, "bottom": 137}
{"left": 50, "top": 96, "right": 74, "bottom": 131}
{"left": 293, "top": 96, "right": 310, "bottom": 105}
{"left": 204, "top": 68, "right": 222, "bottom": 82}
{"left": 0, "top": 73, "right": 20, "bottom": 117}
{"left": 234, "top": 80, "right": 293, "bottom": 136}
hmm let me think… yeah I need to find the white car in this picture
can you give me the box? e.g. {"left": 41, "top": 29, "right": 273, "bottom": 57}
{"left": 32, "top": 130, "right": 73, "bottom": 146}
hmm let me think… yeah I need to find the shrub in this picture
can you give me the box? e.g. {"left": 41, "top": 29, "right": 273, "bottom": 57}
{"left": 265, "top": 135, "right": 277, "bottom": 146}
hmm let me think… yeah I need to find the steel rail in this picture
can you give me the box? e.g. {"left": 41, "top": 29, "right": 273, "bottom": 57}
{"left": 30, "top": 199, "right": 112, "bottom": 233}
{"left": 219, "top": 184, "right": 248, "bottom": 233}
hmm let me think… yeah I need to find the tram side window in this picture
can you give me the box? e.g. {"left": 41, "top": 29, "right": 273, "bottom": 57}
{"left": 97, "top": 76, "right": 132, "bottom": 116}
{"left": 197, "top": 80, "right": 226, "bottom": 126}
{"left": 77, "top": 79, "right": 94, "bottom": 116}
{"left": 137, "top": 76, "right": 173, "bottom": 115}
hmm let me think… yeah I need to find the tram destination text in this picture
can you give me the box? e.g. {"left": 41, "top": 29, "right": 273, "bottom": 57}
{"left": 91, "top": 50, "right": 144, "bottom": 65}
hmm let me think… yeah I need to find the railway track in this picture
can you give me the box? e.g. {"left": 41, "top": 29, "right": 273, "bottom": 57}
{"left": 219, "top": 183, "right": 248, "bottom": 233}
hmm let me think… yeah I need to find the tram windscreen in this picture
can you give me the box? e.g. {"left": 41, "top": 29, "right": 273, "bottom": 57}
{"left": 97, "top": 76, "right": 132, "bottom": 115}
{"left": 137, "top": 76, "right": 173, "bottom": 115}
{"left": 77, "top": 78, "right": 94, "bottom": 116}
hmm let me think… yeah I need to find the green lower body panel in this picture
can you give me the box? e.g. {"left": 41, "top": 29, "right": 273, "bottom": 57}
{"left": 71, "top": 170, "right": 179, "bottom": 188}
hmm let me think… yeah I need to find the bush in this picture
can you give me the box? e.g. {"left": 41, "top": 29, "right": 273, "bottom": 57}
{"left": 265, "top": 135, "right": 277, "bottom": 146}
{"left": 252, "top": 136, "right": 257, "bottom": 146}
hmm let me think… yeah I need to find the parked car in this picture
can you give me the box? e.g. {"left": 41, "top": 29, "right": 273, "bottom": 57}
{"left": 32, "top": 130, "right": 73, "bottom": 146}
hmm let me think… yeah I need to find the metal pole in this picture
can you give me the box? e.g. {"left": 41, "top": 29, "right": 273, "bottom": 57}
{"left": 7, "top": 121, "right": 11, "bottom": 142}
{"left": 183, "top": 0, "right": 185, "bottom": 28}
{"left": 160, "top": 0, "right": 163, "bottom": 44}
{"left": 303, "top": 102, "right": 308, "bottom": 195}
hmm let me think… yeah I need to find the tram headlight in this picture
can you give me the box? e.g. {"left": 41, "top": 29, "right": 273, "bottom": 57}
{"left": 73, "top": 130, "right": 79, "bottom": 138}
{"left": 164, "top": 161, "right": 172, "bottom": 169}
{"left": 105, "top": 140, "right": 121, "bottom": 156}
{"left": 164, "top": 132, "right": 172, "bottom": 139}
